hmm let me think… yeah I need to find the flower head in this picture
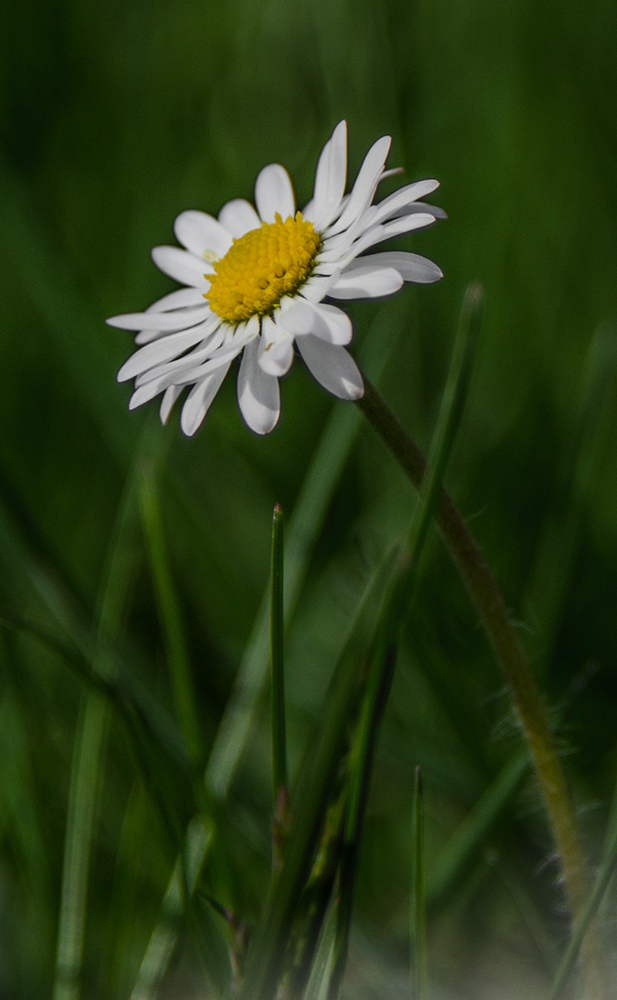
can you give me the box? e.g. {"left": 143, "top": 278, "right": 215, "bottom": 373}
{"left": 107, "top": 121, "right": 444, "bottom": 436}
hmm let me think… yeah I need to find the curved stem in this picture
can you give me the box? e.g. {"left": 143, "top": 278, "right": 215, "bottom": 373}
{"left": 356, "top": 376, "right": 605, "bottom": 999}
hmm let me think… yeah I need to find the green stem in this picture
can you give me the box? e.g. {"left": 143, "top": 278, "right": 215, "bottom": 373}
{"left": 355, "top": 377, "right": 604, "bottom": 999}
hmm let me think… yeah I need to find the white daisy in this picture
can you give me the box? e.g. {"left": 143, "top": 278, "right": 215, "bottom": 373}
{"left": 107, "top": 121, "right": 444, "bottom": 436}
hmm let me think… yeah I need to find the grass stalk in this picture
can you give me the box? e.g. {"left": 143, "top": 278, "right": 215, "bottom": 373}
{"left": 139, "top": 469, "right": 203, "bottom": 767}
{"left": 270, "top": 504, "right": 288, "bottom": 866}
{"left": 411, "top": 767, "right": 428, "bottom": 1000}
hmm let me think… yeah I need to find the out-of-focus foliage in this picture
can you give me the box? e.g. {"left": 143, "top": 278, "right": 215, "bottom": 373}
{"left": 1, "top": 0, "right": 616, "bottom": 996}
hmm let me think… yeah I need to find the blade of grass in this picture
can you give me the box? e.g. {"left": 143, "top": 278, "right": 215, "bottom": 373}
{"left": 411, "top": 767, "right": 428, "bottom": 1000}
{"left": 53, "top": 438, "right": 151, "bottom": 1000}
{"left": 270, "top": 504, "right": 288, "bottom": 865}
{"left": 236, "top": 547, "right": 401, "bottom": 1000}
{"left": 327, "top": 646, "right": 397, "bottom": 1000}
{"left": 427, "top": 747, "right": 529, "bottom": 906}
{"left": 139, "top": 467, "right": 203, "bottom": 767}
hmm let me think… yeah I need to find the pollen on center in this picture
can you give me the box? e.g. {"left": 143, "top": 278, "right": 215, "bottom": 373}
{"left": 204, "top": 212, "right": 321, "bottom": 323}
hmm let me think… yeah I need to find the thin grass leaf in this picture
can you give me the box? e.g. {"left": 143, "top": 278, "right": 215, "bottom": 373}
{"left": 427, "top": 748, "right": 529, "bottom": 905}
{"left": 236, "top": 548, "right": 401, "bottom": 1000}
{"left": 407, "top": 282, "right": 483, "bottom": 565}
{"left": 411, "top": 767, "right": 428, "bottom": 1000}
{"left": 302, "top": 897, "right": 340, "bottom": 1000}
{"left": 525, "top": 321, "right": 617, "bottom": 659}
{"left": 327, "top": 646, "right": 397, "bottom": 1000}
{"left": 53, "top": 445, "right": 153, "bottom": 1000}
{"left": 270, "top": 503, "right": 287, "bottom": 807}
{"left": 139, "top": 468, "right": 203, "bottom": 766}
{"left": 129, "top": 816, "right": 213, "bottom": 1000}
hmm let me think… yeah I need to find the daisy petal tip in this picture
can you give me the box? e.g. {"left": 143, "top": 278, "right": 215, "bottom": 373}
{"left": 344, "top": 377, "right": 364, "bottom": 400}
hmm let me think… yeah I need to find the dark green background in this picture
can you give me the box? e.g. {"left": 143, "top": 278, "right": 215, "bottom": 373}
{"left": 1, "top": 0, "right": 616, "bottom": 996}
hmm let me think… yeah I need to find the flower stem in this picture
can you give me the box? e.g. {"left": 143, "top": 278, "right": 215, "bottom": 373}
{"left": 355, "top": 376, "right": 605, "bottom": 999}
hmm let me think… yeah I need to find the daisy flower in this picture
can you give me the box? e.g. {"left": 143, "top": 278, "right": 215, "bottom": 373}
{"left": 107, "top": 121, "right": 444, "bottom": 436}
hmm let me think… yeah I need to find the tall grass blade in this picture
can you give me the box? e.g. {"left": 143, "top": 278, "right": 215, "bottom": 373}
{"left": 139, "top": 468, "right": 203, "bottom": 766}
{"left": 327, "top": 646, "right": 397, "bottom": 1000}
{"left": 411, "top": 767, "right": 428, "bottom": 1000}
{"left": 236, "top": 549, "right": 400, "bottom": 1000}
{"left": 427, "top": 748, "right": 528, "bottom": 905}
{"left": 270, "top": 504, "right": 288, "bottom": 865}
{"left": 53, "top": 446, "right": 146, "bottom": 1000}
{"left": 270, "top": 503, "right": 287, "bottom": 803}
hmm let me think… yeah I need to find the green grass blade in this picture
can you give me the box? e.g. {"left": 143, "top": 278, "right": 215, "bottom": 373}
{"left": 303, "top": 897, "right": 339, "bottom": 1000}
{"left": 139, "top": 469, "right": 203, "bottom": 767}
{"left": 53, "top": 453, "right": 145, "bottom": 1000}
{"left": 236, "top": 549, "right": 400, "bottom": 1000}
{"left": 270, "top": 503, "right": 287, "bottom": 807}
{"left": 427, "top": 748, "right": 529, "bottom": 905}
{"left": 327, "top": 646, "right": 397, "bottom": 1000}
{"left": 411, "top": 767, "right": 428, "bottom": 1000}
{"left": 407, "top": 282, "right": 483, "bottom": 566}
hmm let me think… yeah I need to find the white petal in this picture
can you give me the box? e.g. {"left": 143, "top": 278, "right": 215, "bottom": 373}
{"left": 325, "top": 135, "right": 391, "bottom": 237}
{"left": 173, "top": 211, "right": 233, "bottom": 258}
{"left": 146, "top": 288, "right": 209, "bottom": 312}
{"left": 371, "top": 180, "right": 440, "bottom": 225}
{"left": 328, "top": 266, "right": 403, "bottom": 300}
{"left": 107, "top": 304, "right": 210, "bottom": 332}
{"left": 134, "top": 325, "right": 228, "bottom": 386}
{"left": 255, "top": 164, "right": 295, "bottom": 222}
{"left": 117, "top": 325, "right": 213, "bottom": 383}
{"left": 277, "top": 298, "right": 315, "bottom": 335}
{"left": 151, "top": 246, "right": 213, "bottom": 287}
{"left": 399, "top": 202, "right": 447, "bottom": 221}
{"left": 297, "top": 335, "right": 363, "bottom": 400}
{"left": 162, "top": 315, "right": 259, "bottom": 387}
{"left": 237, "top": 338, "right": 280, "bottom": 434}
{"left": 160, "top": 385, "right": 183, "bottom": 424}
{"left": 218, "top": 198, "right": 261, "bottom": 237}
{"left": 128, "top": 372, "right": 176, "bottom": 410}
{"left": 317, "top": 226, "right": 387, "bottom": 267}
{"left": 135, "top": 312, "right": 220, "bottom": 346}
{"left": 378, "top": 212, "right": 437, "bottom": 240}
{"left": 299, "top": 270, "right": 342, "bottom": 303}
{"left": 308, "top": 121, "right": 348, "bottom": 231}
{"left": 258, "top": 335, "right": 295, "bottom": 377}
{"left": 297, "top": 302, "right": 353, "bottom": 344}
{"left": 345, "top": 251, "right": 442, "bottom": 284}
{"left": 180, "top": 363, "right": 231, "bottom": 436}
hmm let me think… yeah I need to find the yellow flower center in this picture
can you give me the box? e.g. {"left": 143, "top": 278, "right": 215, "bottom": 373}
{"left": 204, "top": 212, "right": 321, "bottom": 323}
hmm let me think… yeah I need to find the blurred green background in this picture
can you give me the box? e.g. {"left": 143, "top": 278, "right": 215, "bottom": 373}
{"left": 1, "top": 0, "right": 617, "bottom": 996}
